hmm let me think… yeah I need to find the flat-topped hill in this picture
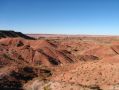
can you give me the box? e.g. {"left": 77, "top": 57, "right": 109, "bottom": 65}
{"left": 0, "top": 30, "right": 35, "bottom": 40}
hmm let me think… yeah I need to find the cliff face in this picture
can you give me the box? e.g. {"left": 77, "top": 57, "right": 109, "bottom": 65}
{"left": 0, "top": 30, "right": 35, "bottom": 40}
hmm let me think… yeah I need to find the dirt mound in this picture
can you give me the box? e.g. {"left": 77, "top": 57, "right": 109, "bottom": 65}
{"left": 0, "top": 38, "right": 74, "bottom": 67}
{"left": 81, "top": 45, "right": 116, "bottom": 59}
{"left": 79, "top": 55, "right": 99, "bottom": 61}
{"left": 28, "top": 39, "right": 57, "bottom": 50}
{"left": 102, "top": 55, "right": 119, "bottom": 63}
{"left": 111, "top": 45, "right": 119, "bottom": 54}
{"left": 0, "top": 38, "right": 26, "bottom": 46}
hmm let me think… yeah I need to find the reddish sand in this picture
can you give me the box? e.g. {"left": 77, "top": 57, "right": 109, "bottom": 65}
{"left": 0, "top": 38, "right": 74, "bottom": 67}
{"left": 1, "top": 36, "right": 119, "bottom": 89}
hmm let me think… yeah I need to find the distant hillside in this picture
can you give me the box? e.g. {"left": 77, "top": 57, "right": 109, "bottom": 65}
{"left": 27, "top": 34, "right": 119, "bottom": 39}
{"left": 0, "top": 30, "right": 35, "bottom": 40}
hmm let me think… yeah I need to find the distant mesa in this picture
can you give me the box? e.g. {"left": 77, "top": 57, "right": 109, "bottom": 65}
{"left": 0, "top": 30, "right": 35, "bottom": 40}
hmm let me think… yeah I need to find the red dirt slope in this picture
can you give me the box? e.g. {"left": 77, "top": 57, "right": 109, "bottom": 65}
{"left": 0, "top": 38, "right": 74, "bottom": 67}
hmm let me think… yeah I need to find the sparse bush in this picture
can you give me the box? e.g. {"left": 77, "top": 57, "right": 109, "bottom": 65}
{"left": 44, "top": 84, "right": 51, "bottom": 90}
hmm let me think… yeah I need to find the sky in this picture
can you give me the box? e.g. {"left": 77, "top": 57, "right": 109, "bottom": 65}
{"left": 0, "top": 0, "right": 119, "bottom": 35}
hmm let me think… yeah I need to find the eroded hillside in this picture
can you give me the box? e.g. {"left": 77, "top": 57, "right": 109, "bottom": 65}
{"left": 1, "top": 33, "right": 119, "bottom": 90}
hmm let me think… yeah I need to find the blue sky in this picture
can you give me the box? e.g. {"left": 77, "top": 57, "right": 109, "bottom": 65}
{"left": 0, "top": 0, "right": 119, "bottom": 34}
